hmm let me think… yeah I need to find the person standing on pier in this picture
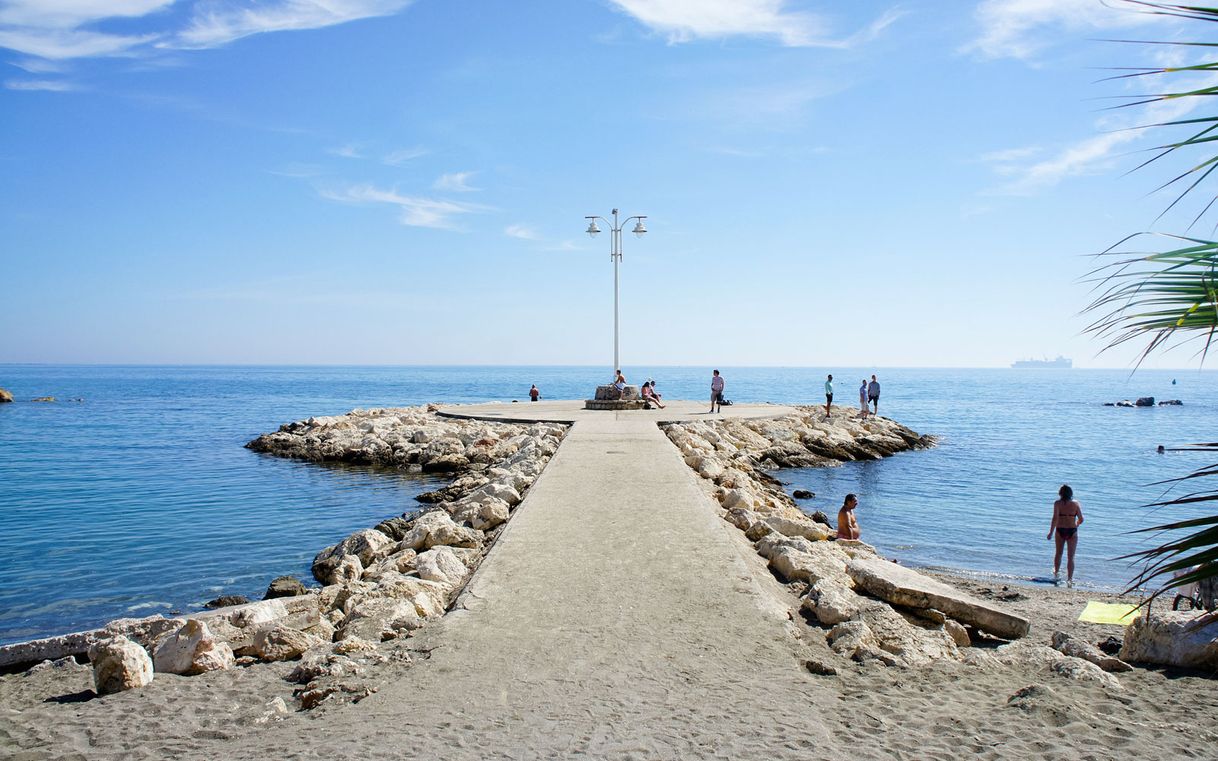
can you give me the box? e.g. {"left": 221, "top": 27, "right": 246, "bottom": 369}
{"left": 824, "top": 374, "right": 834, "bottom": 419}
{"left": 710, "top": 370, "right": 724, "bottom": 414}
{"left": 868, "top": 375, "right": 881, "bottom": 416}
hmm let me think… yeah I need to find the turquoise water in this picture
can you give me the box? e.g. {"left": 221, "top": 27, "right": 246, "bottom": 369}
{"left": 0, "top": 364, "right": 1214, "bottom": 645}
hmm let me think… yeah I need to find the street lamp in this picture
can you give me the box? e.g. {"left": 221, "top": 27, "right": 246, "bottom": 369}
{"left": 584, "top": 208, "right": 647, "bottom": 375}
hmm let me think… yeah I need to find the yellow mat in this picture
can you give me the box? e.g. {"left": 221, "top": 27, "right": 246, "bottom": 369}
{"left": 1078, "top": 601, "right": 1141, "bottom": 626}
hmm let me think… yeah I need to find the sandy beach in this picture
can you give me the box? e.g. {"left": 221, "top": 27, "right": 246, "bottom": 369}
{"left": 3, "top": 570, "right": 1214, "bottom": 759}
{"left": 2, "top": 403, "right": 1215, "bottom": 760}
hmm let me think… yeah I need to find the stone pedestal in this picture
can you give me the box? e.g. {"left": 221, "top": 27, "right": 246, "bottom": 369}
{"left": 584, "top": 385, "right": 647, "bottom": 410}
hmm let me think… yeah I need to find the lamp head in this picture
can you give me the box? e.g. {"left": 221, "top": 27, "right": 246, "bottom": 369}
{"left": 585, "top": 219, "right": 601, "bottom": 237}
{"left": 632, "top": 219, "right": 647, "bottom": 237}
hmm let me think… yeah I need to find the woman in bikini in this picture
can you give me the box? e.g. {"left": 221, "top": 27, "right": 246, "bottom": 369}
{"left": 1047, "top": 484, "right": 1084, "bottom": 588}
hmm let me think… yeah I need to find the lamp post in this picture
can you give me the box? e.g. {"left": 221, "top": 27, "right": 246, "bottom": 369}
{"left": 584, "top": 208, "right": 647, "bottom": 376}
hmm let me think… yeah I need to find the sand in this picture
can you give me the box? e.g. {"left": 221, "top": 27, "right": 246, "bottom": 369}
{"left": 3, "top": 574, "right": 1215, "bottom": 760}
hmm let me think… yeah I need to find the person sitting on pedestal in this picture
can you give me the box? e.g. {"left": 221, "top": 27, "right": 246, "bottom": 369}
{"left": 612, "top": 370, "right": 627, "bottom": 400}
{"left": 641, "top": 381, "right": 665, "bottom": 409}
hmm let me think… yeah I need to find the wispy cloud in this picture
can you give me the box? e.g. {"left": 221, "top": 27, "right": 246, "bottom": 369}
{"left": 382, "top": 146, "right": 428, "bottom": 166}
{"left": 434, "top": 171, "right": 478, "bottom": 192}
{"left": 318, "top": 183, "right": 489, "bottom": 229}
{"left": 0, "top": 1, "right": 418, "bottom": 62}
{"left": 173, "top": 0, "right": 417, "bottom": 49}
{"left": 607, "top": 1, "right": 902, "bottom": 48}
{"left": 965, "top": 0, "right": 1165, "bottom": 61}
{"left": 329, "top": 142, "right": 364, "bottom": 159}
{"left": 4, "top": 78, "right": 75, "bottom": 91}
{"left": 984, "top": 75, "right": 1217, "bottom": 195}
{"left": 504, "top": 224, "right": 540, "bottom": 240}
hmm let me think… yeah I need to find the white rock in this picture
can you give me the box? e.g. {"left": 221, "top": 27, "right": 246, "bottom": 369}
{"left": 415, "top": 546, "right": 470, "bottom": 587}
{"left": 251, "top": 626, "right": 316, "bottom": 662}
{"left": 153, "top": 620, "right": 234, "bottom": 675}
{"left": 763, "top": 514, "right": 831, "bottom": 542}
{"left": 1120, "top": 609, "right": 1218, "bottom": 669}
{"left": 89, "top": 636, "right": 154, "bottom": 695}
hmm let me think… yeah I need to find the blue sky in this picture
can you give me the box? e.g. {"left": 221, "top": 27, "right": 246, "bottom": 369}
{"left": 1, "top": 0, "right": 1215, "bottom": 368}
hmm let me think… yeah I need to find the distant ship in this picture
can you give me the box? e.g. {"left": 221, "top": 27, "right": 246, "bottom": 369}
{"left": 1011, "top": 356, "right": 1072, "bottom": 369}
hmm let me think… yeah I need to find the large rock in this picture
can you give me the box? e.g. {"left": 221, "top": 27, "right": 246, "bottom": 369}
{"left": 337, "top": 598, "right": 424, "bottom": 642}
{"left": 250, "top": 625, "right": 316, "bottom": 662}
{"left": 763, "top": 514, "right": 831, "bottom": 542}
{"left": 400, "top": 510, "right": 483, "bottom": 550}
{"left": 0, "top": 388, "right": 12, "bottom": 403}
{"left": 89, "top": 636, "right": 154, "bottom": 695}
{"left": 312, "top": 529, "right": 394, "bottom": 584}
{"left": 264, "top": 576, "right": 309, "bottom": 600}
{"left": 846, "top": 556, "right": 1029, "bottom": 639}
{"left": 193, "top": 596, "right": 321, "bottom": 653}
{"left": 802, "top": 579, "right": 870, "bottom": 625}
{"left": 1051, "top": 630, "right": 1132, "bottom": 672}
{"left": 414, "top": 546, "right": 470, "bottom": 588}
{"left": 153, "top": 619, "right": 235, "bottom": 675}
{"left": 1120, "top": 609, "right": 1218, "bottom": 669}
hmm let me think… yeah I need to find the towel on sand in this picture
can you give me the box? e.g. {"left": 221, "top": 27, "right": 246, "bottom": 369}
{"left": 1078, "top": 601, "right": 1141, "bottom": 626}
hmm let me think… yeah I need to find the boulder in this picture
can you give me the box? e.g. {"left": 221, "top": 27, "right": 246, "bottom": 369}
{"left": 846, "top": 556, "right": 1029, "bottom": 639}
{"left": 1135, "top": 396, "right": 1155, "bottom": 407}
{"left": 400, "top": 511, "right": 483, "bottom": 550}
{"left": 853, "top": 605, "right": 960, "bottom": 666}
{"left": 0, "top": 388, "right": 12, "bottom": 403}
{"left": 451, "top": 498, "right": 510, "bottom": 531}
{"left": 89, "top": 636, "right": 154, "bottom": 695}
{"left": 264, "top": 576, "right": 309, "bottom": 600}
{"left": 337, "top": 598, "right": 424, "bottom": 641}
{"left": 763, "top": 514, "right": 830, "bottom": 542}
{"left": 1120, "top": 609, "right": 1218, "bottom": 669}
{"left": 801, "top": 579, "right": 868, "bottom": 625}
{"left": 153, "top": 620, "right": 234, "bottom": 675}
{"left": 250, "top": 626, "right": 315, "bottom": 662}
{"left": 1158, "top": 399, "right": 1183, "bottom": 406}
{"left": 309, "top": 528, "right": 394, "bottom": 582}
{"left": 792, "top": 489, "right": 814, "bottom": 500}
{"left": 31, "top": 396, "right": 55, "bottom": 402}
{"left": 995, "top": 642, "right": 1121, "bottom": 690}
{"left": 204, "top": 595, "right": 251, "bottom": 609}
{"left": 414, "top": 546, "right": 470, "bottom": 588}
{"left": 1051, "top": 631, "right": 1132, "bottom": 672}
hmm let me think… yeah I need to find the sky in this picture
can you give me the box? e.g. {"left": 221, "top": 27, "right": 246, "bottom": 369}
{"left": 2, "top": 0, "right": 1217, "bottom": 368}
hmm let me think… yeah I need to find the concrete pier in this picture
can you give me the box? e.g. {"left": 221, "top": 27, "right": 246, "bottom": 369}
{"left": 263, "top": 401, "right": 838, "bottom": 756}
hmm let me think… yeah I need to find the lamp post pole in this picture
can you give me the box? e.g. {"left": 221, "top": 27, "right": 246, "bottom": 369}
{"left": 585, "top": 208, "right": 647, "bottom": 376}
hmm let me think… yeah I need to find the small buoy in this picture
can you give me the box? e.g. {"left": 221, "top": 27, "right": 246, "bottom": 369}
{"left": 1157, "top": 445, "right": 1166, "bottom": 454}
{"left": 1172, "top": 379, "right": 1177, "bottom": 385}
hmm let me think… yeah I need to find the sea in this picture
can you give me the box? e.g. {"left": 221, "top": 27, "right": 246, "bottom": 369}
{"left": 0, "top": 364, "right": 1214, "bottom": 646}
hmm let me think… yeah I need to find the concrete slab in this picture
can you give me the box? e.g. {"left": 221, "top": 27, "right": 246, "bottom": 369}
{"left": 847, "top": 556, "right": 1030, "bottom": 640}
{"left": 436, "top": 399, "right": 798, "bottom": 424}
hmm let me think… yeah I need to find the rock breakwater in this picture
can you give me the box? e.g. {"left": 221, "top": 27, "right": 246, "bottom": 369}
{"left": 662, "top": 409, "right": 1071, "bottom": 671}
{"left": 0, "top": 405, "right": 568, "bottom": 710}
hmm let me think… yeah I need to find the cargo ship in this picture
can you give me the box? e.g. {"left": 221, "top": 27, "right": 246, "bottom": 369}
{"left": 1011, "top": 356, "right": 1072, "bottom": 369}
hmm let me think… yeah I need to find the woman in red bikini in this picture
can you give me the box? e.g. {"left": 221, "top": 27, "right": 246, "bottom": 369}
{"left": 1047, "top": 484, "right": 1084, "bottom": 588}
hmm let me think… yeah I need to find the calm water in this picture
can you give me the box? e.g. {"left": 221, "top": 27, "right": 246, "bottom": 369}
{"left": 0, "top": 365, "right": 1214, "bottom": 645}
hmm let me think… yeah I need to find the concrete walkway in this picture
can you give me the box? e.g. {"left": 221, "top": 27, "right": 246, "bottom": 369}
{"left": 263, "top": 405, "right": 837, "bottom": 759}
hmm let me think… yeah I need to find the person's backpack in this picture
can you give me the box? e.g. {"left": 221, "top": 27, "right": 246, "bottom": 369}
{"left": 720, "top": 398, "right": 734, "bottom": 406}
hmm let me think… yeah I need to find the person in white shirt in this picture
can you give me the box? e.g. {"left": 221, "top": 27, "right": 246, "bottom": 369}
{"left": 710, "top": 370, "right": 724, "bottom": 413}
{"left": 858, "top": 379, "right": 869, "bottom": 419}
{"left": 824, "top": 374, "right": 834, "bottom": 419}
